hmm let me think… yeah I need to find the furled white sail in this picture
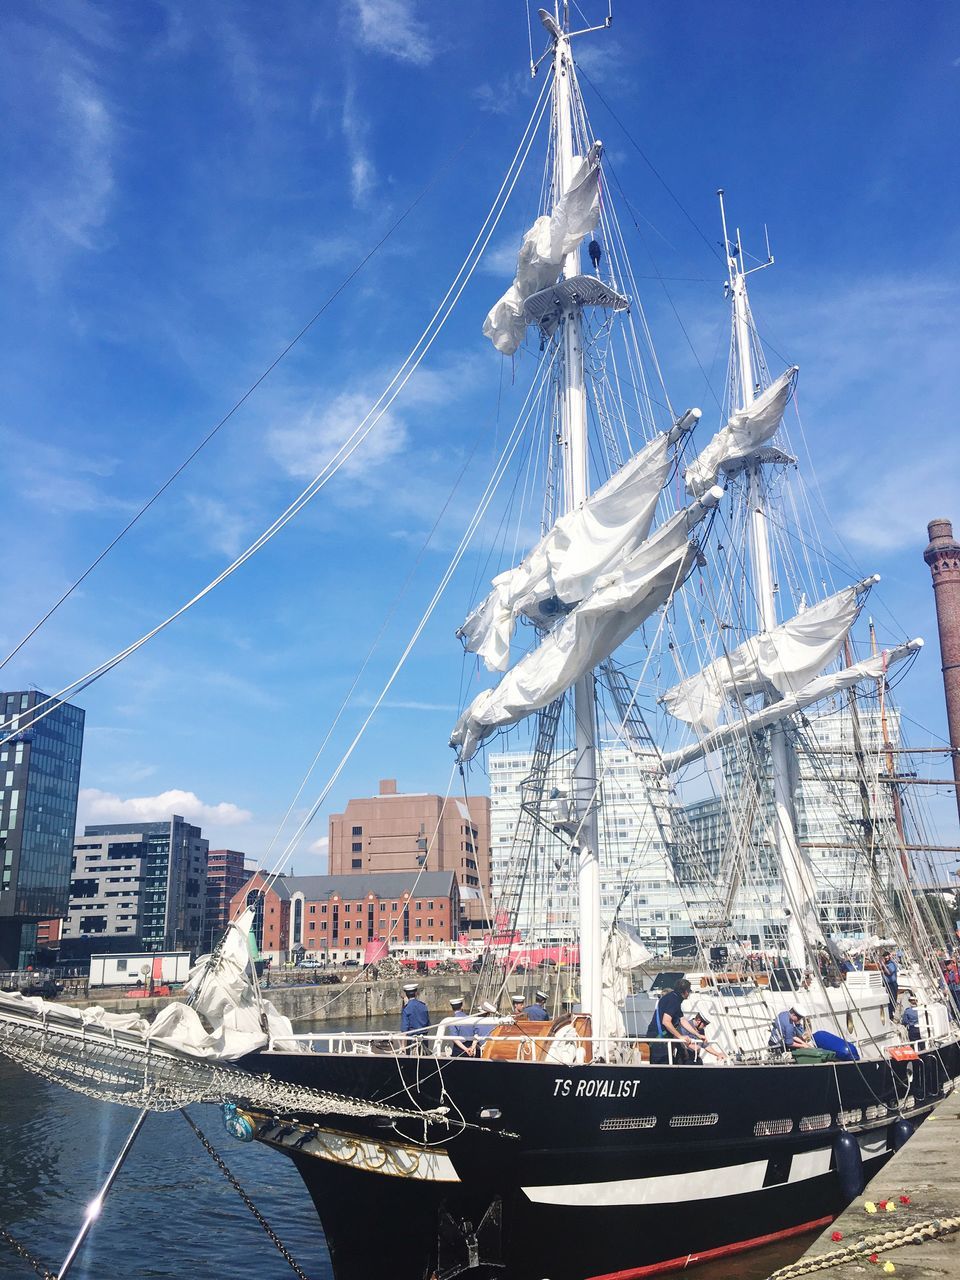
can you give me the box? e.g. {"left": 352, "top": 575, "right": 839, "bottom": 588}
{"left": 483, "top": 143, "right": 602, "bottom": 356}
{"left": 660, "top": 640, "right": 922, "bottom": 773}
{"left": 685, "top": 365, "right": 799, "bottom": 497}
{"left": 459, "top": 433, "right": 671, "bottom": 672}
{"left": 662, "top": 577, "right": 879, "bottom": 731}
{"left": 451, "top": 488, "right": 723, "bottom": 761}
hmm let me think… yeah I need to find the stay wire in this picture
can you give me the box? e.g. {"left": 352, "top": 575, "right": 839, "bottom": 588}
{"left": 0, "top": 125, "right": 482, "bottom": 676}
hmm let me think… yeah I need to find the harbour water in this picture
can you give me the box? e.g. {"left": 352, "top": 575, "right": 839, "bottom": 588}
{"left": 0, "top": 1050, "right": 816, "bottom": 1280}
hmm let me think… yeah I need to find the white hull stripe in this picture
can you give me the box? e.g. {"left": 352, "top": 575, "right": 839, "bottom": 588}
{"left": 523, "top": 1144, "right": 843, "bottom": 1207}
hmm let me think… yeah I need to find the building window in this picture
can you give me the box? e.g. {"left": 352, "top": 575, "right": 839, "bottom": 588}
{"left": 351, "top": 841, "right": 362, "bottom": 852}
{"left": 352, "top": 826, "right": 362, "bottom": 836}
{"left": 351, "top": 858, "right": 361, "bottom": 869}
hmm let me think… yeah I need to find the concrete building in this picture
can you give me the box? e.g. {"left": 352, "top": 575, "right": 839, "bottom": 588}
{"left": 205, "top": 848, "right": 247, "bottom": 951}
{"left": 328, "top": 779, "right": 491, "bottom": 936}
{"left": 231, "top": 870, "right": 460, "bottom": 964}
{"left": 0, "top": 689, "right": 85, "bottom": 969}
{"left": 63, "top": 816, "right": 208, "bottom": 957}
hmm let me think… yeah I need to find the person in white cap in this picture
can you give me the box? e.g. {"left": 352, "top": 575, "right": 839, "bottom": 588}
{"left": 446, "top": 996, "right": 475, "bottom": 1057}
{"left": 902, "top": 995, "right": 921, "bottom": 1044}
{"left": 400, "top": 982, "right": 430, "bottom": 1046}
{"left": 510, "top": 994, "right": 525, "bottom": 1018}
{"left": 679, "top": 1009, "right": 726, "bottom": 1062}
{"left": 523, "top": 990, "right": 550, "bottom": 1022}
{"left": 472, "top": 1000, "right": 501, "bottom": 1055}
{"left": 769, "top": 1005, "right": 811, "bottom": 1051}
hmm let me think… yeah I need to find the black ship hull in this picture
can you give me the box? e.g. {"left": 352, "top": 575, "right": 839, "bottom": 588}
{"left": 236, "top": 1038, "right": 960, "bottom": 1280}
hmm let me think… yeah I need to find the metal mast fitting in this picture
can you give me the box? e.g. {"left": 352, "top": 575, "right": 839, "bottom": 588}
{"left": 923, "top": 518, "right": 960, "bottom": 824}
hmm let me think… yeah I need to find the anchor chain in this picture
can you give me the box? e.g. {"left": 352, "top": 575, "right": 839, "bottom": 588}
{"left": 0, "top": 1226, "right": 58, "bottom": 1280}
{"left": 180, "top": 1111, "right": 313, "bottom": 1280}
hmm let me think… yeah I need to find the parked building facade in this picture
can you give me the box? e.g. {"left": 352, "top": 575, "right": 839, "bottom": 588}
{"left": 231, "top": 870, "right": 460, "bottom": 964}
{"left": 328, "top": 779, "right": 490, "bottom": 935}
{"left": 62, "top": 816, "right": 208, "bottom": 958}
{"left": 0, "top": 689, "right": 85, "bottom": 969}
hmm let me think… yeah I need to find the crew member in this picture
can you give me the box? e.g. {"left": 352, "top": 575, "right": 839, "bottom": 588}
{"left": 400, "top": 982, "right": 430, "bottom": 1049}
{"left": 446, "top": 996, "right": 475, "bottom": 1057}
{"left": 882, "top": 951, "right": 899, "bottom": 1015}
{"left": 645, "top": 978, "right": 693, "bottom": 1064}
{"left": 524, "top": 990, "right": 550, "bottom": 1022}
{"left": 510, "top": 994, "right": 526, "bottom": 1019}
{"left": 769, "top": 1006, "right": 811, "bottom": 1052}
{"left": 472, "top": 1000, "right": 501, "bottom": 1055}
{"left": 902, "top": 995, "right": 921, "bottom": 1044}
{"left": 679, "top": 1009, "right": 726, "bottom": 1062}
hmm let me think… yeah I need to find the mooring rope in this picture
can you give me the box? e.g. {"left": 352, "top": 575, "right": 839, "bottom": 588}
{"left": 765, "top": 1214, "right": 960, "bottom": 1278}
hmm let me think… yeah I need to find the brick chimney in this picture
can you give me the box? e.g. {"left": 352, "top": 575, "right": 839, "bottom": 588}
{"left": 923, "top": 518, "right": 960, "bottom": 821}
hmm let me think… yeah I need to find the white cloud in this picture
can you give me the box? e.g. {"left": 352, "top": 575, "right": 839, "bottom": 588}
{"left": 351, "top": 0, "right": 434, "bottom": 67}
{"left": 78, "top": 787, "right": 253, "bottom": 828}
{"left": 268, "top": 389, "right": 408, "bottom": 485}
{"left": 834, "top": 459, "right": 960, "bottom": 553}
{"left": 309, "top": 836, "right": 329, "bottom": 855}
{"left": 342, "top": 78, "right": 375, "bottom": 207}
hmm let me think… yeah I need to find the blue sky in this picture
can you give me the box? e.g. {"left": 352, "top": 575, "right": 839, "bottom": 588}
{"left": 2, "top": 1, "right": 959, "bottom": 867}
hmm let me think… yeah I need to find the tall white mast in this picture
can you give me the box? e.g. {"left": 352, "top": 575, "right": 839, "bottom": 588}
{"left": 549, "top": 4, "right": 603, "bottom": 1033}
{"left": 718, "top": 190, "right": 822, "bottom": 971}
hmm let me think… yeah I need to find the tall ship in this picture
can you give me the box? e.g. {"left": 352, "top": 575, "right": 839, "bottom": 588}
{"left": 1, "top": 6, "right": 959, "bottom": 1280}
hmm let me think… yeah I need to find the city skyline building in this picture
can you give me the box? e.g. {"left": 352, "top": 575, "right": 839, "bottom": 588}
{"left": 328, "top": 778, "right": 491, "bottom": 936}
{"left": 0, "top": 689, "right": 85, "bottom": 969}
{"left": 489, "top": 705, "right": 900, "bottom": 956}
{"left": 65, "top": 815, "right": 209, "bottom": 956}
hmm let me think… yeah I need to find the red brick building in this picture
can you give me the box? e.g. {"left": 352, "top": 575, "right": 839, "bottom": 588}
{"left": 328, "top": 779, "right": 490, "bottom": 935}
{"left": 229, "top": 870, "right": 460, "bottom": 963}
{"left": 205, "top": 849, "right": 249, "bottom": 951}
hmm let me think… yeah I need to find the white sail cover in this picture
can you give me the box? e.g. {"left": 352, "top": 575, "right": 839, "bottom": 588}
{"left": 147, "top": 908, "right": 299, "bottom": 1059}
{"left": 483, "top": 143, "right": 602, "bottom": 356}
{"left": 685, "top": 365, "right": 799, "bottom": 497}
{"left": 451, "top": 492, "right": 721, "bottom": 761}
{"left": 661, "top": 640, "right": 922, "bottom": 773}
{"left": 662, "top": 581, "right": 875, "bottom": 731}
{"left": 459, "top": 434, "right": 671, "bottom": 672}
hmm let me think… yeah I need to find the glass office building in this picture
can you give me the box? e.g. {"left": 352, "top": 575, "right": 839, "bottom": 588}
{"left": 0, "top": 689, "right": 85, "bottom": 968}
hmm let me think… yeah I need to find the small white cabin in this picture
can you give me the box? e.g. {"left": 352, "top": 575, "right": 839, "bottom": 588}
{"left": 89, "top": 951, "right": 191, "bottom": 988}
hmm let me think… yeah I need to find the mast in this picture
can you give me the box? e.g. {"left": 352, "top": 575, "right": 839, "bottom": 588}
{"left": 550, "top": 5, "right": 602, "bottom": 1032}
{"left": 718, "top": 190, "right": 821, "bottom": 970}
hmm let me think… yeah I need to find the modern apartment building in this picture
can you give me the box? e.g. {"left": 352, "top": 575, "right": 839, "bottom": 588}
{"left": 0, "top": 689, "right": 85, "bottom": 968}
{"left": 489, "top": 705, "right": 898, "bottom": 956}
{"left": 489, "top": 744, "right": 688, "bottom": 953}
{"left": 63, "top": 815, "right": 208, "bottom": 957}
{"left": 328, "top": 779, "right": 491, "bottom": 936}
{"left": 231, "top": 870, "right": 460, "bottom": 964}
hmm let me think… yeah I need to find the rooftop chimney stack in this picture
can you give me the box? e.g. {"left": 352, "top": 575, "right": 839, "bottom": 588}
{"left": 923, "top": 517, "right": 960, "bottom": 822}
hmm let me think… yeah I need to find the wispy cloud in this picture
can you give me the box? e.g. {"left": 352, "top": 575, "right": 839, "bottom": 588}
{"left": 78, "top": 787, "right": 253, "bottom": 828}
{"left": 268, "top": 388, "right": 408, "bottom": 487}
{"left": 351, "top": 0, "right": 434, "bottom": 67}
{"left": 342, "top": 76, "right": 376, "bottom": 207}
{"left": 8, "top": 21, "right": 119, "bottom": 284}
{"left": 3, "top": 426, "right": 130, "bottom": 516}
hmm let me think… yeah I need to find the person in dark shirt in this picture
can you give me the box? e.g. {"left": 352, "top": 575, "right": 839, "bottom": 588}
{"left": 901, "top": 996, "right": 921, "bottom": 1044}
{"left": 523, "top": 990, "right": 550, "bottom": 1021}
{"left": 882, "top": 952, "right": 899, "bottom": 1016}
{"left": 646, "top": 978, "right": 693, "bottom": 1064}
{"left": 400, "top": 982, "right": 430, "bottom": 1049}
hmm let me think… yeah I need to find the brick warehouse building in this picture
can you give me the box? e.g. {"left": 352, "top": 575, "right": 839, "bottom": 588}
{"left": 230, "top": 870, "right": 460, "bottom": 964}
{"left": 327, "top": 779, "right": 491, "bottom": 936}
